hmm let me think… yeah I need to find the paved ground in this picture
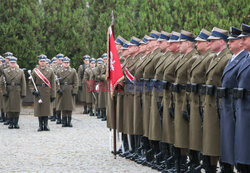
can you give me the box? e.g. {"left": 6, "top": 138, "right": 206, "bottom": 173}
{"left": 0, "top": 107, "right": 157, "bottom": 173}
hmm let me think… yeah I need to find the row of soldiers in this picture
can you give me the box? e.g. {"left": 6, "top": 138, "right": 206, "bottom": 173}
{"left": 106, "top": 23, "right": 250, "bottom": 173}
{"left": 0, "top": 51, "right": 109, "bottom": 130}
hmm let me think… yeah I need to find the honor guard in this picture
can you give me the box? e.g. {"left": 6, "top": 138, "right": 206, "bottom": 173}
{"left": 78, "top": 55, "right": 90, "bottom": 114}
{"left": 29, "top": 54, "right": 56, "bottom": 131}
{"left": 1, "top": 56, "right": 26, "bottom": 129}
{"left": 219, "top": 26, "right": 248, "bottom": 172}
{"left": 84, "top": 58, "right": 96, "bottom": 116}
{"left": 57, "top": 57, "right": 78, "bottom": 127}
{"left": 0, "top": 56, "right": 6, "bottom": 123}
{"left": 233, "top": 23, "right": 250, "bottom": 172}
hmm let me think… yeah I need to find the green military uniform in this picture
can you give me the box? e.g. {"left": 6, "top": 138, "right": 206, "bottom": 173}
{"left": 29, "top": 59, "right": 56, "bottom": 131}
{"left": 202, "top": 48, "right": 231, "bottom": 156}
{"left": 174, "top": 49, "right": 198, "bottom": 149}
{"left": 57, "top": 63, "right": 78, "bottom": 127}
{"left": 1, "top": 63, "right": 26, "bottom": 129}
{"left": 188, "top": 50, "right": 214, "bottom": 152}
{"left": 77, "top": 64, "right": 88, "bottom": 104}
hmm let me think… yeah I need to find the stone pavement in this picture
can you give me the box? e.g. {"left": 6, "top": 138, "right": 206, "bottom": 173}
{"left": 0, "top": 107, "right": 157, "bottom": 173}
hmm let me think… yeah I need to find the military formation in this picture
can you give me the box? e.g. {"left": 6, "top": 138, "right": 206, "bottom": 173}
{"left": 0, "top": 52, "right": 108, "bottom": 131}
{"left": 0, "top": 22, "right": 249, "bottom": 173}
{"left": 106, "top": 23, "right": 250, "bottom": 173}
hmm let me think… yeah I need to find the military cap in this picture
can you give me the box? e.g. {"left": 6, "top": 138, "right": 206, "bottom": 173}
{"left": 140, "top": 35, "right": 150, "bottom": 44}
{"left": 148, "top": 30, "right": 161, "bottom": 40}
{"left": 129, "top": 36, "right": 141, "bottom": 46}
{"left": 208, "top": 27, "right": 229, "bottom": 41}
{"left": 179, "top": 30, "right": 196, "bottom": 42}
{"left": 158, "top": 31, "right": 171, "bottom": 41}
{"left": 121, "top": 40, "right": 130, "bottom": 50}
{"left": 195, "top": 29, "right": 211, "bottom": 41}
{"left": 9, "top": 56, "right": 17, "bottom": 63}
{"left": 38, "top": 54, "right": 47, "bottom": 61}
{"left": 62, "top": 56, "right": 70, "bottom": 63}
{"left": 51, "top": 57, "right": 57, "bottom": 63}
{"left": 168, "top": 31, "right": 181, "bottom": 42}
{"left": 101, "top": 53, "right": 107, "bottom": 59}
{"left": 239, "top": 23, "right": 250, "bottom": 38}
{"left": 115, "top": 35, "right": 126, "bottom": 46}
{"left": 45, "top": 58, "right": 51, "bottom": 64}
{"left": 56, "top": 53, "right": 64, "bottom": 60}
{"left": 0, "top": 56, "right": 4, "bottom": 61}
{"left": 83, "top": 55, "right": 90, "bottom": 60}
{"left": 4, "top": 52, "right": 13, "bottom": 58}
{"left": 228, "top": 27, "right": 242, "bottom": 40}
{"left": 97, "top": 58, "right": 104, "bottom": 64}
{"left": 90, "top": 58, "right": 96, "bottom": 63}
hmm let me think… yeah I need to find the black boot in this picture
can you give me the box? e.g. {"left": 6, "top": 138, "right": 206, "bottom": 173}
{"left": 238, "top": 164, "right": 250, "bottom": 173}
{"left": 0, "top": 111, "right": 4, "bottom": 123}
{"left": 220, "top": 162, "right": 234, "bottom": 173}
{"left": 4, "top": 115, "right": 9, "bottom": 125}
{"left": 51, "top": 110, "right": 56, "bottom": 121}
{"left": 101, "top": 109, "right": 106, "bottom": 121}
{"left": 62, "top": 116, "right": 67, "bottom": 127}
{"left": 56, "top": 112, "right": 61, "bottom": 124}
{"left": 83, "top": 105, "right": 88, "bottom": 114}
{"left": 37, "top": 117, "right": 43, "bottom": 131}
{"left": 97, "top": 109, "right": 102, "bottom": 119}
{"left": 203, "top": 156, "right": 217, "bottom": 173}
{"left": 185, "top": 150, "right": 201, "bottom": 173}
{"left": 43, "top": 116, "right": 50, "bottom": 131}
{"left": 89, "top": 107, "right": 94, "bottom": 116}
{"left": 13, "top": 117, "right": 20, "bottom": 129}
{"left": 8, "top": 117, "right": 14, "bottom": 129}
{"left": 67, "top": 116, "right": 72, "bottom": 127}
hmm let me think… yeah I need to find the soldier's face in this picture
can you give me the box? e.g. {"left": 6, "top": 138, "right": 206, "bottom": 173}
{"left": 121, "top": 49, "right": 130, "bottom": 57}
{"left": 159, "top": 41, "right": 170, "bottom": 51}
{"left": 139, "top": 44, "right": 147, "bottom": 53}
{"left": 84, "top": 60, "right": 89, "bottom": 65}
{"left": 169, "top": 42, "right": 180, "bottom": 52}
{"left": 210, "top": 39, "right": 224, "bottom": 52}
{"left": 63, "top": 62, "right": 70, "bottom": 68}
{"left": 196, "top": 41, "right": 210, "bottom": 52}
{"left": 243, "top": 36, "right": 250, "bottom": 51}
{"left": 90, "top": 63, "right": 95, "bottom": 68}
{"left": 0, "top": 61, "right": 2, "bottom": 65}
{"left": 39, "top": 60, "right": 46, "bottom": 67}
{"left": 103, "top": 59, "right": 107, "bottom": 63}
{"left": 228, "top": 39, "right": 243, "bottom": 54}
{"left": 148, "top": 40, "right": 159, "bottom": 50}
{"left": 5, "top": 58, "right": 9, "bottom": 63}
{"left": 9, "top": 62, "right": 16, "bottom": 68}
{"left": 116, "top": 44, "right": 122, "bottom": 52}
{"left": 128, "top": 45, "right": 139, "bottom": 55}
{"left": 179, "top": 41, "right": 189, "bottom": 53}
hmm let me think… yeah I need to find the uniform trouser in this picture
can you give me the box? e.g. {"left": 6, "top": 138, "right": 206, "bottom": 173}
{"left": 7, "top": 112, "right": 20, "bottom": 118}
{"left": 62, "top": 110, "right": 72, "bottom": 117}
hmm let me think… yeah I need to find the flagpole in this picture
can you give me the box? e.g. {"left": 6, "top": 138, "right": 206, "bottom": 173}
{"left": 111, "top": 10, "right": 117, "bottom": 159}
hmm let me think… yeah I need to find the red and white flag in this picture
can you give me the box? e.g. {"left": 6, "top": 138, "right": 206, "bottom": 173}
{"left": 106, "top": 26, "right": 124, "bottom": 98}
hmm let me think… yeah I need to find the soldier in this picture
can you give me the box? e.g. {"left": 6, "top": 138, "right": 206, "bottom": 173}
{"left": 0, "top": 56, "right": 5, "bottom": 123}
{"left": 186, "top": 29, "right": 215, "bottom": 172}
{"left": 172, "top": 30, "right": 198, "bottom": 172}
{"left": 218, "top": 26, "right": 248, "bottom": 172}
{"left": 1, "top": 52, "right": 13, "bottom": 125}
{"left": 96, "top": 54, "right": 107, "bottom": 121}
{"left": 57, "top": 57, "right": 78, "bottom": 127}
{"left": 84, "top": 58, "right": 96, "bottom": 116}
{"left": 234, "top": 23, "right": 250, "bottom": 173}
{"left": 94, "top": 57, "right": 103, "bottom": 118}
{"left": 55, "top": 53, "right": 64, "bottom": 124}
{"left": 29, "top": 54, "right": 56, "bottom": 131}
{"left": 49, "top": 57, "right": 59, "bottom": 121}
{"left": 1, "top": 56, "right": 26, "bottom": 129}
{"left": 202, "top": 27, "right": 231, "bottom": 172}
{"left": 78, "top": 55, "right": 90, "bottom": 114}
{"left": 101, "top": 53, "right": 108, "bottom": 121}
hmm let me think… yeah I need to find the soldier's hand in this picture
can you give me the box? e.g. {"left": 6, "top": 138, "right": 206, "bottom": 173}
{"left": 50, "top": 98, "right": 55, "bottom": 102}
{"left": 72, "top": 93, "right": 77, "bottom": 97}
{"left": 79, "top": 86, "right": 82, "bottom": 90}
{"left": 3, "top": 93, "right": 8, "bottom": 97}
{"left": 32, "top": 90, "right": 40, "bottom": 96}
{"left": 57, "top": 89, "right": 63, "bottom": 95}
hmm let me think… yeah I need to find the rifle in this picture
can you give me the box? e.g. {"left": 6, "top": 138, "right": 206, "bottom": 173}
{"left": 28, "top": 70, "right": 42, "bottom": 104}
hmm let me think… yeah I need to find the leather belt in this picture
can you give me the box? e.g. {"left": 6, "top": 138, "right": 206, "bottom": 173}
{"left": 6, "top": 82, "right": 20, "bottom": 86}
